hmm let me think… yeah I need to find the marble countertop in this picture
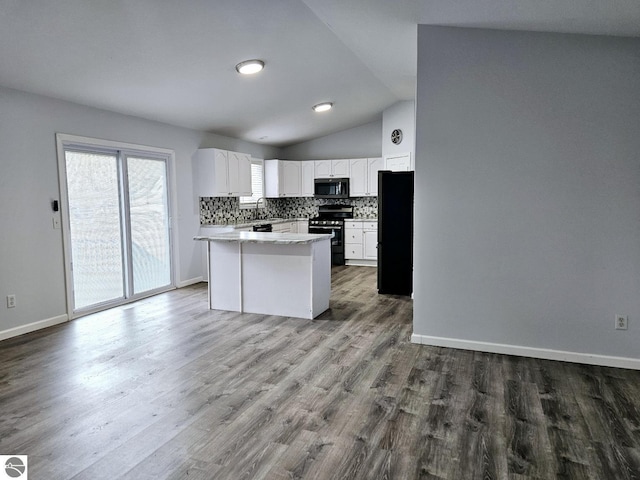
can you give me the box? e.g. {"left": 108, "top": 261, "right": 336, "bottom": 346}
{"left": 194, "top": 231, "right": 333, "bottom": 245}
{"left": 200, "top": 218, "right": 306, "bottom": 229}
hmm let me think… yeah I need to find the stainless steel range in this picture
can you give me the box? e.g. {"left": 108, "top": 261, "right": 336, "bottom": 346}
{"left": 308, "top": 205, "right": 353, "bottom": 265}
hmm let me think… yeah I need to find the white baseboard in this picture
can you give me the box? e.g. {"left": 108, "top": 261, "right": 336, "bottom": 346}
{"left": 177, "top": 276, "right": 204, "bottom": 288}
{"left": 411, "top": 333, "right": 640, "bottom": 370}
{"left": 0, "top": 314, "right": 69, "bottom": 342}
{"left": 345, "top": 260, "right": 377, "bottom": 267}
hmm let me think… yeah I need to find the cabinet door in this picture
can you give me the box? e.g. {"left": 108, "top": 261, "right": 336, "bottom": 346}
{"left": 314, "top": 160, "right": 332, "bottom": 178}
{"left": 195, "top": 148, "right": 228, "bottom": 197}
{"left": 297, "top": 220, "right": 308, "bottom": 234}
{"left": 385, "top": 152, "right": 412, "bottom": 172}
{"left": 349, "top": 158, "right": 368, "bottom": 197}
{"left": 213, "top": 149, "right": 230, "bottom": 195}
{"left": 363, "top": 230, "right": 378, "bottom": 259}
{"left": 237, "top": 152, "right": 252, "bottom": 195}
{"left": 273, "top": 222, "right": 291, "bottom": 233}
{"left": 228, "top": 151, "right": 252, "bottom": 195}
{"left": 331, "top": 159, "right": 350, "bottom": 177}
{"left": 281, "top": 161, "right": 301, "bottom": 196}
{"left": 300, "top": 161, "right": 314, "bottom": 196}
{"left": 367, "top": 157, "right": 384, "bottom": 196}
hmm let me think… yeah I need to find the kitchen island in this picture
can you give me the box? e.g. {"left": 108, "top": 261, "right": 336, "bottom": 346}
{"left": 194, "top": 231, "right": 332, "bottom": 319}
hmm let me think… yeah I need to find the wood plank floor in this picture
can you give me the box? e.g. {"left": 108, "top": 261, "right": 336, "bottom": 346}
{"left": 1, "top": 266, "right": 639, "bottom": 479}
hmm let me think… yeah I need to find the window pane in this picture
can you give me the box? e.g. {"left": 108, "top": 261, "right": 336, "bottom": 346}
{"left": 65, "top": 151, "right": 124, "bottom": 309}
{"left": 240, "top": 160, "right": 264, "bottom": 205}
{"left": 127, "top": 157, "right": 171, "bottom": 294}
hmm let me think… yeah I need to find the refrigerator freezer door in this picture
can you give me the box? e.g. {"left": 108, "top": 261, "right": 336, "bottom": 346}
{"left": 377, "top": 171, "right": 414, "bottom": 295}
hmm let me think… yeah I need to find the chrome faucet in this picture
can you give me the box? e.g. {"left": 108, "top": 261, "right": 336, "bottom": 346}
{"left": 254, "top": 197, "right": 265, "bottom": 219}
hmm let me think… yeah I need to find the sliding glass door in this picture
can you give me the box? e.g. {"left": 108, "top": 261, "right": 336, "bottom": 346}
{"left": 65, "top": 150, "right": 125, "bottom": 309}
{"left": 61, "top": 139, "right": 173, "bottom": 315}
{"left": 126, "top": 156, "right": 171, "bottom": 295}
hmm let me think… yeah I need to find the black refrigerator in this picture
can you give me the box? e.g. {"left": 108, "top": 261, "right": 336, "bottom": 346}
{"left": 377, "top": 171, "right": 414, "bottom": 296}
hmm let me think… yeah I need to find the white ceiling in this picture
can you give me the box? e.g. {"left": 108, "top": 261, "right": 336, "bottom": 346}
{"left": 1, "top": 0, "right": 638, "bottom": 147}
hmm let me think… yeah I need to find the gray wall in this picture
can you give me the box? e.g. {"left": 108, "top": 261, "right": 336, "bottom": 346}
{"left": 382, "top": 100, "right": 415, "bottom": 159}
{"left": 414, "top": 26, "right": 640, "bottom": 360}
{"left": 280, "top": 118, "right": 382, "bottom": 160}
{"left": 0, "top": 86, "right": 278, "bottom": 335}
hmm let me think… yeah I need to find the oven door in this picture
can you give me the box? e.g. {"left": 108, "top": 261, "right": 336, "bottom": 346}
{"left": 309, "top": 225, "right": 343, "bottom": 247}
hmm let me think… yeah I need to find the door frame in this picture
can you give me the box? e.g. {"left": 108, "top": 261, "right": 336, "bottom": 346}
{"left": 56, "top": 133, "right": 179, "bottom": 319}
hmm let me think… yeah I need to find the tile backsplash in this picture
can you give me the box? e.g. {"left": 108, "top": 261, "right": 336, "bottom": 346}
{"left": 200, "top": 196, "right": 377, "bottom": 225}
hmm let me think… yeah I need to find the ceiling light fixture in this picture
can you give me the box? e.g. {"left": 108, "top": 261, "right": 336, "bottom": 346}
{"left": 235, "top": 59, "right": 265, "bottom": 75}
{"left": 312, "top": 102, "right": 333, "bottom": 113}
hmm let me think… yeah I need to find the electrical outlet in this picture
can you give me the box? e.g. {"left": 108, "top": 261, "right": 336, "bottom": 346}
{"left": 615, "top": 315, "right": 628, "bottom": 330}
{"left": 7, "top": 295, "right": 16, "bottom": 308}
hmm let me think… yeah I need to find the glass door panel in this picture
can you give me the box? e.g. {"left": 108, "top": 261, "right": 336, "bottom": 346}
{"left": 126, "top": 156, "right": 171, "bottom": 294}
{"left": 65, "top": 151, "right": 124, "bottom": 309}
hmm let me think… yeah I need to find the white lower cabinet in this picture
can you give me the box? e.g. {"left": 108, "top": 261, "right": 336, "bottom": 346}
{"left": 363, "top": 228, "right": 378, "bottom": 259}
{"left": 272, "top": 221, "right": 298, "bottom": 233}
{"left": 344, "top": 220, "right": 377, "bottom": 266}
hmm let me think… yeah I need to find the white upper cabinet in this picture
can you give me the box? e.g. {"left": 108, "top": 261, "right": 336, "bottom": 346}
{"left": 349, "top": 158, "right": 368, "bottom": 196}
{"left": 349, "top": 157, "right": 383, "bottom": 197}
{"left": 264, "top": 160, "right": 303, "bottom": 197}
{"left": 367, "top": 157, "right": 383, "bottom": 196}
{"left": 314, "top": 159, "right": 350, "bottom": 178}
{"left": 384, "top": 152, "right": 413, "bottom": 172}
{"left": 300, "top": 161, "right": 314, "bottom": 197}
{"left": 282, "top": 161, "right": 301, "bottom": 196}
{"left": 314, "top": 160, "right": 332, "bottom": 178}
{"left": 195, "top": 148, "right": 252, "bottom": 197}
{"left": 332, "top": 159, "right": 350, "bottom": 177}
{"left": 227, "top": 151, "right": 252, "bottom": 195}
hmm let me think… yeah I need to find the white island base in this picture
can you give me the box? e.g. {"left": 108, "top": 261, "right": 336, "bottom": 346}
{"left": 196, "top": 232, "right": 332, "bottom": 319}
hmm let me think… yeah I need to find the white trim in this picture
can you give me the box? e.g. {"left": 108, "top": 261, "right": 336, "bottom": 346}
{"left": 0, "top": 315, "right": 69, "bottom": 342}
{"left": 177, "top": 277, "right": 204, "bottom": 288}
{"left": 56, "top": 133, "right": 175, "bottom": 157}
{"left": 411, "top": 334, "right": 640, "bottom": 371}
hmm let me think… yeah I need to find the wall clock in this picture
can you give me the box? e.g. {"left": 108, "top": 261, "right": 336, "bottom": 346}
{"left": 391, "top": 128, "right": 403, "bottom": 145}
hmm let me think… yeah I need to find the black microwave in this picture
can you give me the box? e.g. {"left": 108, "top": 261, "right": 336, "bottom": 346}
{"left": 314, "top": 178, "right": 349, "bottom": 198}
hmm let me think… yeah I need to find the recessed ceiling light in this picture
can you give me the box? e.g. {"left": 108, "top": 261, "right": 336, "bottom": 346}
{"left": 235, "top": 59, "right": 265, "bottom": 75}
{"left": 312, "top": 102, "right": 333, "bottom": 113}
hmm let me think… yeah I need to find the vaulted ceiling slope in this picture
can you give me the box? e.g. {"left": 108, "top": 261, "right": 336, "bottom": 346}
{"left": 0, "top": 0, "right": 638, "bottom": 147}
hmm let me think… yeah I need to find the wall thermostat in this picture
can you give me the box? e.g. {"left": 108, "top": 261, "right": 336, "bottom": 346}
{"left": 391, "top": 129, "right": 403, "bottom": 145}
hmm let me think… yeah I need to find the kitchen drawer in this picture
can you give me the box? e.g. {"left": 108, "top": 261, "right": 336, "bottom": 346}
{"left": 345, "top": 229, "right": 363, "bottom": 243}
{"left": 345, "top": 244, "right": 363, "bottom": 259}
{"left": 344, "top": 221, "right": 362, "bottom": 229}
{"left": 362, "top": 221, "right": 378, "bottom": 230}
